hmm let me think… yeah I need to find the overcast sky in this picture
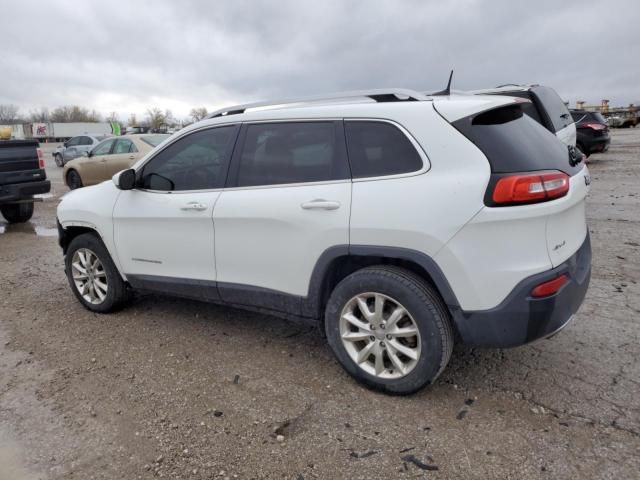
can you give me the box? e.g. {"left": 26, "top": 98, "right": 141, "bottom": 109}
{"left": 1, "top": 0, "right": 638, "bottom": 121}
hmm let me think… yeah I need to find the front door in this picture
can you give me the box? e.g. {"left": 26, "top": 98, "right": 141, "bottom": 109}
{"left": 82, "top": 138, "right": 115, "bottom": 185}
{"left": 105, "top": 138, "right": 139, "bottom": 179}
{"left": 213, "top": 121, "right": 351, "bottom": 312}
{"left": 113, "top": 125, "right": 239, "bottom": 298}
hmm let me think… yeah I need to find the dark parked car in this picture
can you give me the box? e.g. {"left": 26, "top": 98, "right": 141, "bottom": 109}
{"left": 570, "top": 110, "right": 610, "bottom": 157}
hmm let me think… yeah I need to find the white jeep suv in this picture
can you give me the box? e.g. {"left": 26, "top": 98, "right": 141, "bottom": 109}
{"left": 57, "top": 89, "right": 591, "bottom": 394}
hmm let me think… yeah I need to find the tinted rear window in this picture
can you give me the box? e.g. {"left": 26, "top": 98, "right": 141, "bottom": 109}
{"left": 453, "top": 104, "right": 582, "bottom": 176}
{"left": 531, "top": 86, "right": 572, "bottom": 132}
{"left": 235, "top": 122, "right": 349, "bottom": 187}
{"left": 344, "top": 121, "right": 422, "bottom": 178}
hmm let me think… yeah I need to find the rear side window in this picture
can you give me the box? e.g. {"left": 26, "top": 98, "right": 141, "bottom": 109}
{"left": 453, "top": 104, "right": 582, "bottom": 176}
{"left": 113, "top": 139, "right": 137, "bottom": 154}
{"left": 92, "top": 139, "right": 115, "bottom": 156}
{"left": 235, "top": 122, "right": 349, "bottom": 187}
{"left": 141, "top": 126, "right": 238, "bottom": 191}
{"left": 344, "top": 121, "right": 422, "bottom": 178}
{"left": 531, "top": 86, "right": 572, "bottom": 132}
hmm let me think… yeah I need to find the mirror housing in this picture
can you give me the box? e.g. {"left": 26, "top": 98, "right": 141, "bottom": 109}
{"left": 113, "top": 169, "right": 136, "bottom": 190}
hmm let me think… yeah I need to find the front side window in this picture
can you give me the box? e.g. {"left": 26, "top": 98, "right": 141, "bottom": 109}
{"left": 236, "top": 122, "right": 348, "bottom": 187}
{"left": 141, "top": 126, "right": 237, "bottom": 191}
{"left": 67, "top": 137, "right": 81, "bottom": 147}
{"left": 344, "top": 121, "right": 423, "bottom": 178}
{"left": 92, "top": 139, "right": 115, "bottom": 156}
{"left": 113, "top": 139, "right": 137, "bottom": 154}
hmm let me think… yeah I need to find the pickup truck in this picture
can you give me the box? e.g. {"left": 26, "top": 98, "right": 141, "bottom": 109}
{"left": 0, "top": 138, "right": 51, "bottom": 223}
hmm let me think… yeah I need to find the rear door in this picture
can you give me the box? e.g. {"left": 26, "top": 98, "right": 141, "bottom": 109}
{"left": 63, "top": 136, "right": 82, "bottom": 161}
{"left": 441, "top": 101, "right": 589, "bottom": 267}
{"left": 213, "top": 121, "right": 351, "bottom": 312}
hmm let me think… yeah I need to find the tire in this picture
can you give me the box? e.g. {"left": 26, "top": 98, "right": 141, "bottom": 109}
{"left": 65, "top": 233, "right": 130, "bottom": 313}
{"left": 0, "top": 201, "right": 34, "bottom": 223}
{"left": 54, "top": 153, "right": 63, "bottom": 167}
{"left": 325, "top": 265, "right": 454, "bottom": 395}
{"left": 66, "top": 169, "right": 83, "bottom": 190}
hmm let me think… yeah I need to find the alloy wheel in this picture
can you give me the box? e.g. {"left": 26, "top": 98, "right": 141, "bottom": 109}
{"left": 339, "top": 292, "right": 421, "bottom": 379}
{"left": 71, "top": 248, "right": 108, "bottom": 305}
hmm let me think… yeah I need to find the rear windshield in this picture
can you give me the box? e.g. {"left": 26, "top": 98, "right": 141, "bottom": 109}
{"left": 571, "top": 111, "right": 607, "bottom": 125}
{"left": 452, "top": 104, "right": 582, "bottom": 176}
{"left": 531, "top": 86, "right": 572, "bottom": 133}
{"left": 140, "top": 134, "right": 169, "bottom": 147}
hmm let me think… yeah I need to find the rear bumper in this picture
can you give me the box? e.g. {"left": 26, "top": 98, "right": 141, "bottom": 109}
{"left": 0, "top": 180, "right": 51, "bottom": 203}
{"left": 581, "top": 134, "right": 610, "bottom": 154}
{"left": 452, "top": 233, "right": 591, "bottom": 347}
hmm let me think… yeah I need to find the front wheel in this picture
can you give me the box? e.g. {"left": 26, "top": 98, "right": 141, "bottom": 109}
{"left": 65, "top": 233, "right": 130, "bottom": 312}
{"left": 325, "top": 266, "right": 454, "bottom": 395}
{"left": 66, "top": 170, "right": 83, "bottom": 190}
{"left": 1, "top": 201, "right": 34, "bottom": 223}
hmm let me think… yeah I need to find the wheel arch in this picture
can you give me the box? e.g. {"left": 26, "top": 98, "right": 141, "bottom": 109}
{"left": 58, "top": 222, "right": 102, "bottom": 255}
{"left": 305, "top": 245, "right": 462, "bottom": 329}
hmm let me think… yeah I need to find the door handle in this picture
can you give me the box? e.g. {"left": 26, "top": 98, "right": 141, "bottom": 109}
{"left": 301, "top": 199, "right": 341, "bottom": 210}
{"left": 128, "top": 155, "right": 135, "bottom": 160}
{"left": 180, "top": 202, "right": 207, "bottom": 211}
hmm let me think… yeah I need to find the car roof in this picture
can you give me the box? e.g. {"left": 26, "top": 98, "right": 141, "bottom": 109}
{"left": 175, "top": 88, "right": 517, "bottom": 136}
{"left": 468, "top": 84, "right": 539, "bottom": 95}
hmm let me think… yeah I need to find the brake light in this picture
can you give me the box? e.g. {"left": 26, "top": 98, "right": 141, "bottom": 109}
{"left": 531, "top": 274, "right": 568, "bottom": 298}
{"left": 37, "top": 148, "right": 45, "bottom": 169}
{"left": 581, "top": 122, "right": 606, "bottom": 131}
{"left": 492, "top": 171, "right": 570, "bottom": 205}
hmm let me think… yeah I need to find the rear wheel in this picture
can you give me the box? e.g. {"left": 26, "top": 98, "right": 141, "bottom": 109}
{"left": 66, "top": 170, "right": 83, "bottom": 190}
{"left": 1, "top": 201, "right": 34, "bottom": 223}
{"left": 54, "top": 153, "right": 63, "bottom": 167}
{"left": 325, "top": 266, "right": 454, "bottom": 395}
{"left": 65, "top": 233, "right": 130, "bottom": 312}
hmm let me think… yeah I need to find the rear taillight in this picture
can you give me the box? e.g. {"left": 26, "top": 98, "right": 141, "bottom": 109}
{"left": 492, "top": 171, "right": 570, "bottom": 205}
{"left": 37, "top": 148, "right": 45, "bottom": 169}
{"left": 531, "top": 274, "right": 568, "bottom": 298}
{"left": 581, "top": 122, "right": 607, "bottom": 131}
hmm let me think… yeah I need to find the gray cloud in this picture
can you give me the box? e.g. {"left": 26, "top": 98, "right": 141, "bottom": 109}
{"left": 0, "top": 0, "right": 638, "bottom": 120}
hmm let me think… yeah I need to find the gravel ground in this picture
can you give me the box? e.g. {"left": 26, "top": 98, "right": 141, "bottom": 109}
{"left": 1, "top": 130, "right": 639, "bottom": 479}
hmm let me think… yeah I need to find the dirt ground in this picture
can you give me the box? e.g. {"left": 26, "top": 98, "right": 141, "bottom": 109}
{"left": 1, "top": 130, "right": 639, "bottom": 480}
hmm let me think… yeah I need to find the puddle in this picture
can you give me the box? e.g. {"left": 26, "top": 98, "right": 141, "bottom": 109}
{"left": 0, "top": 222, "right": 57, "bottom": 237}
{"left": 34, "top": 226, "right": 57, "bottom": 237}
{"left": 33, "top": 193, "right": 55, "bottom": 200}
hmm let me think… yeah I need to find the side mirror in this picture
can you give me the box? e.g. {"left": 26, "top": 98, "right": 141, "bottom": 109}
{"left": 113, "top": 169, "right": 136, "bottom": 190}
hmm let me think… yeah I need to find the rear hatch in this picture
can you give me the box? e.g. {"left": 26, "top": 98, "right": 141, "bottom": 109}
{"left": 0, "top": 139, "right": 46, "bottom": 186}
{"left": 435, "top": 98, "right": 589, "bottom": 267}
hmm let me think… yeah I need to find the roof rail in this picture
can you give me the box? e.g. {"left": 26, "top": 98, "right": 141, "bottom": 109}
{"left": 206, "top": 89, "right": 430, "bottom": 119}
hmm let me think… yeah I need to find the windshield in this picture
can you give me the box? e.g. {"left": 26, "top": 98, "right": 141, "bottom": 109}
{"left": 140, "top": 134, "right": 169, "bottom": 147}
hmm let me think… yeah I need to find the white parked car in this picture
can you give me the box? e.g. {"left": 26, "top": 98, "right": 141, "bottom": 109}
{"left": 470, "top": 84, "right": 577, "bottom": 148}
{"left": 56, "top": 89, "right": 591, "bottom": 394}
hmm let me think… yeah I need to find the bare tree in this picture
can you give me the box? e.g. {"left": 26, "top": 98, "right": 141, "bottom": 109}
{"left": 189, "top": 107, "right": 208, "bottom": 123}
{"left": 0, "top": 104, "right": 21, "bottom": 123}
{"left": 127, "top": 113, "right": 138, "bottom": 127}
{"left": 146, "top": 108, "right": 166, "bottom": 130}
{"left": 106, "top": 112, "right": 119, "bottom": 123}
{"left": 50, "top": 105, "right": 101, "bottom": 122}
{"left": 29, "top": 107, "right": 50, "bottom": 123}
